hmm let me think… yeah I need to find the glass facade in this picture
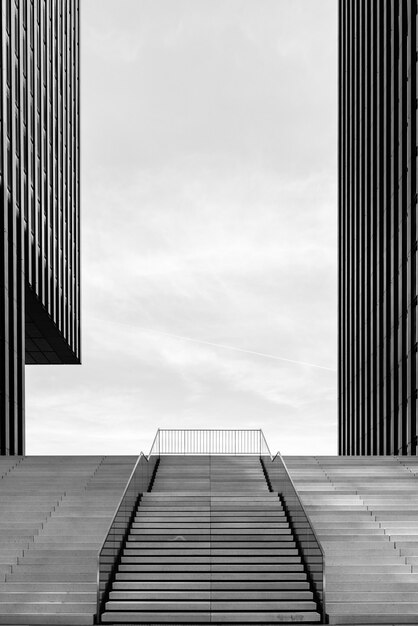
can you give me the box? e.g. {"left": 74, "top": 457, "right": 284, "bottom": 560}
{"left": 0, "top": 0, "right": 80, "bottom": 454}
{"left": 339, "top": 1, "right": 417, "bottom": 455}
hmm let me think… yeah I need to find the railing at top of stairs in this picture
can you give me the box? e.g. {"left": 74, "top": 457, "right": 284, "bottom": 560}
{"left": 148, "top": 428, "right": 272, "bottom": 456}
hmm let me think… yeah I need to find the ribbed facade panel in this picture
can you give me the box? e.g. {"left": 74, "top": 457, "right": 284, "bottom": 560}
{"left": 0, "top": 0, "right": 80, "bottom": 455}
{"left": 339, "top": 0, "right": 418, "bottom": 455}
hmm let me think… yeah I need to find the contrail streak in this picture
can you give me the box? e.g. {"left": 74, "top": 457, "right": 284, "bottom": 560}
{"left": 94, "top": 317, "right": 336, "bottom": 372}
{"left": 138, "top": 327, "right": 336, "bottom": 372}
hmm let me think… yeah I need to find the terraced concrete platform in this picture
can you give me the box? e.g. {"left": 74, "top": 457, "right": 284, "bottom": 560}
{"left": 283, "top": 456, "right": 418, "bottom": 625}
{"left": 0, "top": 456, "right": 136, "bottom": 625}
{"left": 0, "top": 454, "right": 417, "bottom": 625}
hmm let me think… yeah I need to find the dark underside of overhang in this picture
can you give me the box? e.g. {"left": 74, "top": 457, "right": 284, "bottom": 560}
{"left": 25, "top": 285, "right": 80, "bottom": 365}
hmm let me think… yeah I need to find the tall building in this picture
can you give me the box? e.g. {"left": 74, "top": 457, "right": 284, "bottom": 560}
{"left": 338, "top": 1, "right": 417, "bottom": 455}
{"left": 0, "top": 0, "right": 80, "bottom": 455}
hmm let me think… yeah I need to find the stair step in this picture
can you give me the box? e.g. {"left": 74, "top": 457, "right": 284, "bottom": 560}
{"left": 328, "top": 591, "right": 418, "bottom": 601}
{"left": 118, "top": 563, "right": 305, "bottom": 571}
{"left": 0, "top": 583, "right": 96, "bottom": 592}
{"left": 123, "top": 542, "right": 295, "bottom": 549}
{"left": 0, "top": 615, "right": 93, "bottom": 625}
{"left": 115, "top": 572, "right": 308, "bottom": 581}
{"left": 122, "top": 549, "right": 299, "bottom": 556}
{"left": 104, "top": 600, "right": 317, "bottom": 610}
{"left": 9, "top": 573, "right": 96, "bottom": 582}
{"left": 121, "top": 554, "right": 301, "bottom": 561}
{"left": 0, "top": 592, "right": 95, "bottom": 602}
{"left": 126, "top": 535, "right": 294, "bottom": 542}
{"left": 327, "top": 601, "right": 418, "bottom": 614}
{"left": 101, "top": 610, "right": 321, "bottom": 623}
{"left": 109, "top": 590, "right": 314, "bottom": 600}
{"left": 112, "top": 581, "right": 311, "bottom": 590}
{"left": 0, "top": 603, "right": 95, "bottom": 613}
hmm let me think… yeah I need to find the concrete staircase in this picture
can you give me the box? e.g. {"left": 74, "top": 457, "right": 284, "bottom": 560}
{"left": 0, "top": 456, "right": 136, "bottom": 625}
{"left": 2, "top": 452, "right": 417, "bottom": 625}
{"left": 283, "top": 456, "right": 418, "bottom": 624}
{"left": 101, "top": 455, "right": 321, "bottom": 624}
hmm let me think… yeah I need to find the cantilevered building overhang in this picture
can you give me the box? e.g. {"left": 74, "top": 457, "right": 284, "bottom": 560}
{"left": 0, "top": 0, "right": 80, "bottom": 454}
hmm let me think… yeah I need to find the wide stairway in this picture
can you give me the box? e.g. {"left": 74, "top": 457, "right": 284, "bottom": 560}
{"left": 101, "top": 455, "right": 321, "bottom": 624}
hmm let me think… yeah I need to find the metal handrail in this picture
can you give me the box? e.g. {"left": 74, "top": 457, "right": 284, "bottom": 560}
{"left": 98, "top": 452, "right": 144, "bottom": 552}
{"left": 276, "top": 451, "right": 326, "bottom": 566}
{"left": 95, "top": 451, "right": 159, "bottom": 621}
{"left": 96, "top": 452, "right": 144, "bottom": 619}
{"left": 96, "top": 435, "right": 162, "bottom": 615}
{"left": 263, "top": 451, "right": 327, "bottom": 623}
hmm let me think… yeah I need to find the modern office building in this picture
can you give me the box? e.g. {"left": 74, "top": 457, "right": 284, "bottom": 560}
{"left": 0, "top": 0, "right": 80, "bottom": 455}
{"left": 338, "top": 1, "right": 417, "bottom": 455}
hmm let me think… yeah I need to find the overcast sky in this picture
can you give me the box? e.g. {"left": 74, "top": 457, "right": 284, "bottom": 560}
{"left": 26, "top": 0, "right": 338, "bottom": 456}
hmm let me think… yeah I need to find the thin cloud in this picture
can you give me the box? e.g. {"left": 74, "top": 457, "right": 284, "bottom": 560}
{"left": 90, "top": 317, "right": 336, "bottom": 372}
